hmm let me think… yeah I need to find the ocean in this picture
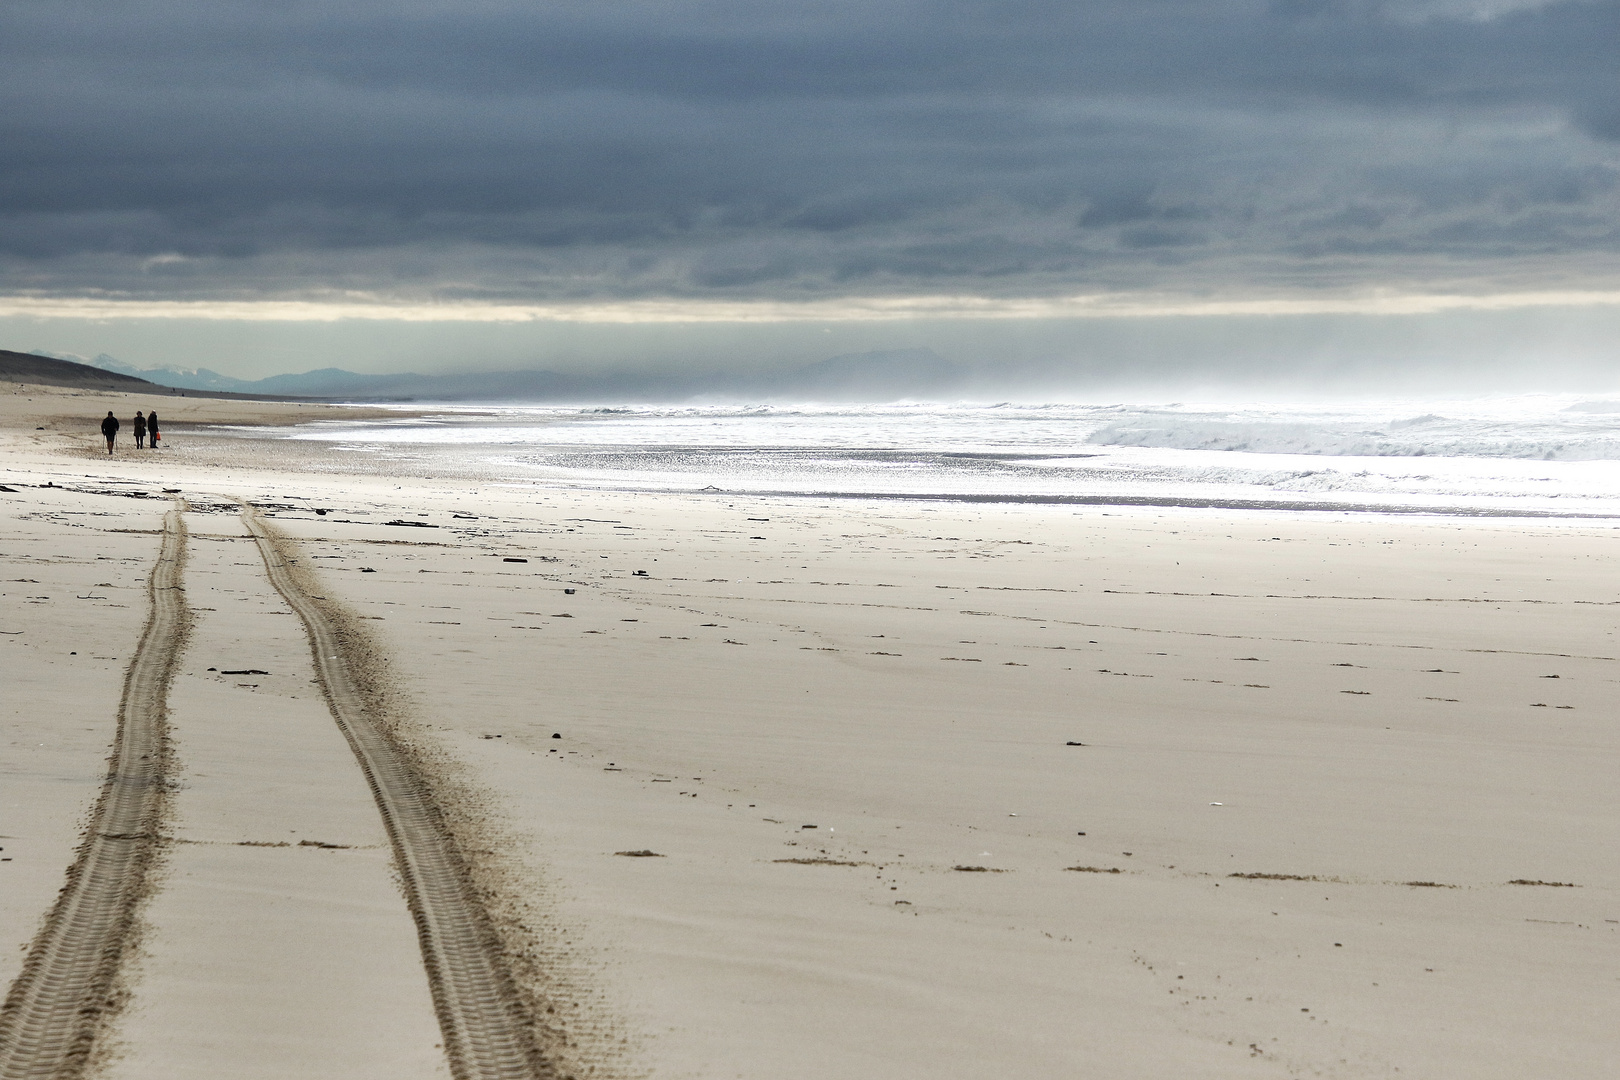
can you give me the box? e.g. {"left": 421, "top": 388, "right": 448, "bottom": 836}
{"left": 217, "top": 394, "right": 1620, "bottom": 519}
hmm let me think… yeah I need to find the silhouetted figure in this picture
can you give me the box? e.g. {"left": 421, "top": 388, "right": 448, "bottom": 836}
{"left": 147, "top": 410, "right": 160, "bottom": 448}
{"left": 133, "top": 411, "right": 147, "bottom": 448}
{"left": 100, "top": 411, "right": 119, "bottom": 455}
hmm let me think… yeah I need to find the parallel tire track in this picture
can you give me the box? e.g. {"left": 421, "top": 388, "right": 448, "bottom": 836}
{"left": 0, "top": 505, "right": 190, "bottom": 1080}
{"left": 241, "top": 506, "right": 550, "bottom": 1080}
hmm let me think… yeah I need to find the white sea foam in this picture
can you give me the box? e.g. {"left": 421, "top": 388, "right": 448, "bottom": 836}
{"left": 1089, "top": 411, "right": 1620, "bottom": 460}
{"left": 214, "top": 394, "right": 1620, "bottom": 518}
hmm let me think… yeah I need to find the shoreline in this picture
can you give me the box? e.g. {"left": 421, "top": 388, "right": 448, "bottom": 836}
{"left": 3, "top": 382, "right": 1617, "bottom": 1079}
{"left": 156, "top": 400, "right": 1620, "bottom": 523}
{"left": 655, "top": 486, "right": 1620, "bottom": 519}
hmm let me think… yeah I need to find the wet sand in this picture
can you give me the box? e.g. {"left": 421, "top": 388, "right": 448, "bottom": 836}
{"left": 3, "top": 384, "right": 1617, "bottom": 1079}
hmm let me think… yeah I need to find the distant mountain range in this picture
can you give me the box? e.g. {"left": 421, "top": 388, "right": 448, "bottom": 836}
{"left": 1, "top": 349, "right": 166, "bottom": 393}
{"left": 28, "top": 347, "right": 968, "bottom": 402}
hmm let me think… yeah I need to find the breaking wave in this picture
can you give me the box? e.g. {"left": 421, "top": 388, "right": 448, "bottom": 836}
{"left": 1089, "top": 410, "right": 1620, "bottom": 461}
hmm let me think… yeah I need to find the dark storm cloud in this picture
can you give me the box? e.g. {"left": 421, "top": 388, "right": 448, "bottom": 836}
{"left": 2, "top": 0, "right": 1618, "bottom": 302}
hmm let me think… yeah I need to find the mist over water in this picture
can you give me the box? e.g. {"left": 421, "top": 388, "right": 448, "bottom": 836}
{"left": 221, "top": 395, "right": 1620, "bottom": 518}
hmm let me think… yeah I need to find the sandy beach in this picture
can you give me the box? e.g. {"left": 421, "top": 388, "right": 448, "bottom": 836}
{"left": 2, "top": 383, "right": 1617, "bottom": 1079}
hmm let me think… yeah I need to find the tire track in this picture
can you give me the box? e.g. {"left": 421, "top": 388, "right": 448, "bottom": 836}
{"left": 0, "top": 504, "right": 190, "bottom": 1080}
{"left": 240, "top": 505, "right": 550, "bottom": 1080}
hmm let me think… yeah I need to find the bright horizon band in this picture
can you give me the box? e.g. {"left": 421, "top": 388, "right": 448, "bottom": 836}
{"left": 6, "top": 288, "right": 1620, "bottom": 324}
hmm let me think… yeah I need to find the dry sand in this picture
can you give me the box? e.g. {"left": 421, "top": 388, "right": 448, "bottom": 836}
{"left": 2, "top": 384, "right": 1617, "bottom": 1079}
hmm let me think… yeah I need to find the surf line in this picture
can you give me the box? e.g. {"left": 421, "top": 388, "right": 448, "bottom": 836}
{"left": 0, "top": 503, "right": 192, "bottom": 1080}
{"left": 239, "top": 504, "right": 549, "bottom": 1080}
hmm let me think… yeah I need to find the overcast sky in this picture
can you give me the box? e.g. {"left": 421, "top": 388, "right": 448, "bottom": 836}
{"left": 4, "top": 1, "right": 1619, "bottom": 384}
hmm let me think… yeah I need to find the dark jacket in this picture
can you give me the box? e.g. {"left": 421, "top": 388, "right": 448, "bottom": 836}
{"left": 134, "top": 414, "right": 147, "bottom": 435}
{"left": 100, "top": 415, "right": 119, "bottom": 436}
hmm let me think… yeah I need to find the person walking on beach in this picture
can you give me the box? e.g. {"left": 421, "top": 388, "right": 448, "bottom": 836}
{"left": 100, "top": 411, "right": 119, "bottom": 454}
{"left": 133, "top": 410, "right": 147, "bottom": 449}
{"left": 147, "top": 410, "right": 160, "bottom": 449}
